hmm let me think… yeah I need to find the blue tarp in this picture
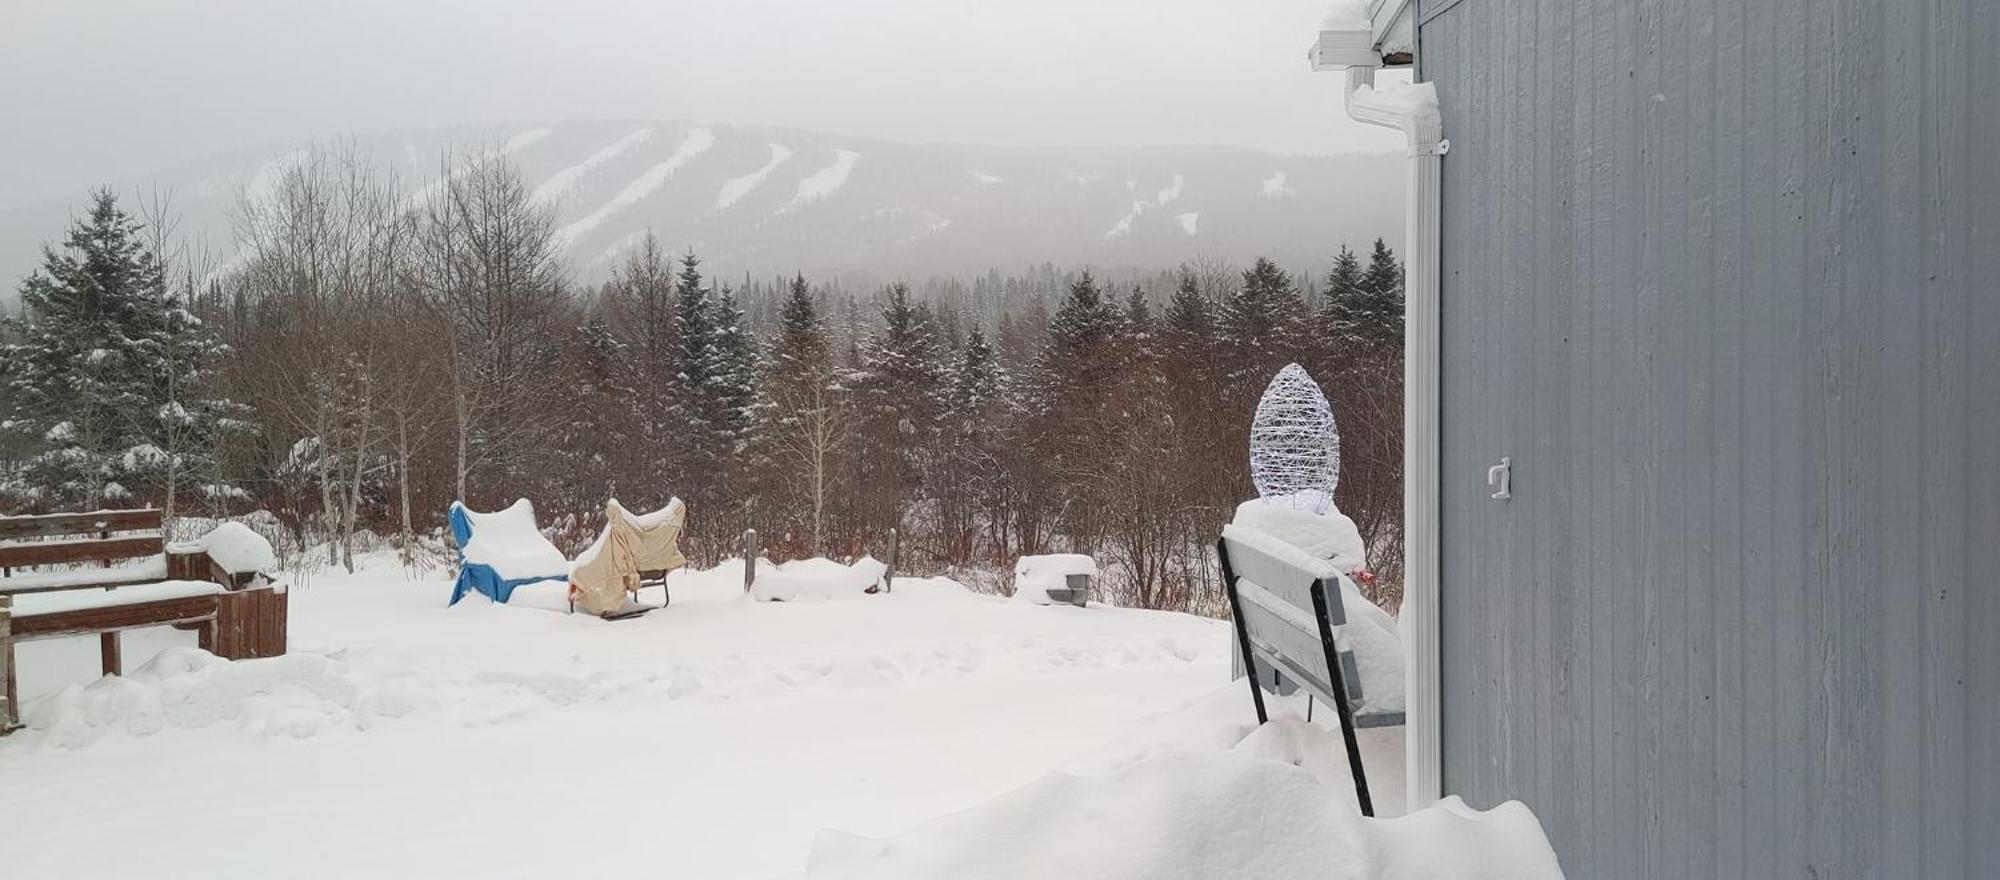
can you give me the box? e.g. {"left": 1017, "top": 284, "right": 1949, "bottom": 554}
{"left": 446, "top": 502, "right": 567, "bottom": 606}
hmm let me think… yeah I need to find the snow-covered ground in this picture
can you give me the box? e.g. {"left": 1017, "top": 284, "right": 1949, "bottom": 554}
{"left": 2, "top": 556, "right": 1234, "bottom": 877}
{"left": 2, "top": 554, "right": 1550, "bottom": 878}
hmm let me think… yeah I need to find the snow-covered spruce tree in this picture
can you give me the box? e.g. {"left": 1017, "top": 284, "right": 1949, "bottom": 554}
{"left": 1220, "top": 257, "right": 1312, "bottom": 392}
{"left": 1163, "top": 269, "right": 1216, "bottom": 357}
{"left": 934, "top": 323, "right": 1004, "bottom": 563}
{"left": 131, "top": 264, "right": 255, "bottom": 523}
{"left": 855, "top": 283, "right": 947, "bottom": 536}
{"left": 1122, "top": 285, "right": 1154, "bottom": 337}
{"left": 948, "top": 325, "right": 1002, "bottom": 419}
{"left": 1025, "top": 270, "right": 1126, "bottom": 547}
{"left": 664, "top": 252, "right": 718, "bottom": 491}
{"left": 770, "top": 274, "right": 831, "bottom": 389}
{"left": 1354, "top": 237, "right": 1407, "bottom": 347}
{"left": 1, "top": 190, "right": 247, "bottom": 513}
{"left": 1043, "top": 270, "right": 1121, "bottom": 380}
{"left": 1160, "top": 268, "right": 1236, "bottom": 518}
{"left": 1316, "top": 244, "right": 1367, "bottom": 345}
{"left": 558, "top": 316, "right": 639, "bottom": 505}
{"left": 708, "top": 283, "right": 761, "bottom": 524}
{"left": 757, "top": 274, "right": 853, "bottom": 555}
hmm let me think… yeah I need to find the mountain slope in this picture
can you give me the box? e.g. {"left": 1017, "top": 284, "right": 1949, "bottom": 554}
{"left": 0, "top": 120, "right": 1404, "bottom": 296}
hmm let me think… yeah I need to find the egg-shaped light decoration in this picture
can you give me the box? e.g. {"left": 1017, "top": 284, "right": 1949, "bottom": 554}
{"left": 1249, "top": 363, "right": 1340, "bottom": 513}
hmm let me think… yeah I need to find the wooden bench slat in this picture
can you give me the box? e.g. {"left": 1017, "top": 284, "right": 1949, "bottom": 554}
{"left": 12, "top": 594, "right": 221, "bottom": 640}
{"left": 0, "top": 536, "right": 166, "bottom": 568}
{"left": 0, "top": 509, "right": 161, "bottom": 541}
{"left": 0, "top": 573, "right": 177, "bottom": 596}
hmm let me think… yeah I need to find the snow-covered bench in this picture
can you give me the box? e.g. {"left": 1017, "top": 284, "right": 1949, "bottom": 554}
{"left": 0, "top": 510, "right": 288, "bottom": 733}
{"left": 1218, "top": 523, "right": 1396, "bottom": 816}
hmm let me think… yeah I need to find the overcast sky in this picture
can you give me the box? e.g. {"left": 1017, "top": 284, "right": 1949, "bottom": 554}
{"left": 0, "top": 0, "right": 1399, "bottom": 206}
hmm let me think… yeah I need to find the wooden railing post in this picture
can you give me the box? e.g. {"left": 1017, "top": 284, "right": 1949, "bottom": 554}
{"left": 885, "top": 528, "right": 897, "bottom": 594}
{"left": 742, "top": 529, "right": 758, "bottom": 594}
{"left": 1, "top": 594, "right": 17, "bottom": 733}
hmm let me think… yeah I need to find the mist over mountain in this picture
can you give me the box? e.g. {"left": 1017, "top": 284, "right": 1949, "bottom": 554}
{"left": 0, "top": 120, "right": 1403, "bottom": 300}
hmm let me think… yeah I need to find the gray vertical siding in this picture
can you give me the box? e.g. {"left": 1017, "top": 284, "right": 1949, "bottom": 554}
{"left": 1420, "top": 0, "right": 1999, "bottom": 875}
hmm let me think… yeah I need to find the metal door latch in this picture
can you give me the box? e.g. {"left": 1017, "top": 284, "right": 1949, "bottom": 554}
{"left": 1487, "top": 457, "right": 1512, "bottom": 500}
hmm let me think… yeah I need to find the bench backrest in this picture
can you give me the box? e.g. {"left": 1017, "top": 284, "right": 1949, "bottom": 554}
{"left": 0, "top": 509, "right": 164, "bottom": 573}
{"left": 1218, "top": 524, "right": 1387, "bottom": 723}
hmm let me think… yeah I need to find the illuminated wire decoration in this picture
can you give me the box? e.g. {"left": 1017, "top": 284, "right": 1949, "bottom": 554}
{"left": 1249, "top": 363, "right": 1340, "bottom": 512}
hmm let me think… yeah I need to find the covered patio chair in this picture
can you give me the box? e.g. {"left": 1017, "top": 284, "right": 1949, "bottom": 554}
{"left": 447, "top": 499, "right": 570, "bottom": 606}
{"left": 567, "top": 498, "right": 687, "bottom": 617}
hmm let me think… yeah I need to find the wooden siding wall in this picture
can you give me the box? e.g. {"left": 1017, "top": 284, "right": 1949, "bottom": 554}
{"left": 1418, "top": 0, "right": 1998, "bottom": 875}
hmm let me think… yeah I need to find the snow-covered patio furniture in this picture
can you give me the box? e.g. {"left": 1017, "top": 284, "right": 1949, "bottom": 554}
{"left": 1218, "top": 523, "right": 1399, "bottom": 816}
{"left": 1012, "top": 553, "right": 1096, "bottom": 606}
{"left": 0, "top": 510, "right": 288, "bottom": 733}
{"left": 567, "top": 498, "right": 687, "bottom": 618}
{"left": 447, "top": 500, "right": 570, "bottom": 606}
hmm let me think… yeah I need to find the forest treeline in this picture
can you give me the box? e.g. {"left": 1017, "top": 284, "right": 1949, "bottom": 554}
{"left": 0, "top": 145, "right": 1405, "bottom": 612}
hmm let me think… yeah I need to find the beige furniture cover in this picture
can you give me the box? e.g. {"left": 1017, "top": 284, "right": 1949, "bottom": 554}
{"left": 568, "top": 498, "right": 688, "bottom": 615}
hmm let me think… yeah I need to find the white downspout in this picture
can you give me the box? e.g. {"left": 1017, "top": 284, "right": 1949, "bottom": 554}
{"left": 1341, "top": 63, "right": 1445, "bottom": 811}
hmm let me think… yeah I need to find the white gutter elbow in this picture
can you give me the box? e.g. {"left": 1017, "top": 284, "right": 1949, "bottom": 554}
{"left": 1343, "top": 66, "right": 1444, "bottom": 156}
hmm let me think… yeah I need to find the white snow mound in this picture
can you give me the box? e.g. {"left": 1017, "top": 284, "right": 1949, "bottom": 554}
{"left": 199, "top": 521, "right": 277, "bottom": 575}
{"left": 799, "top": 749, "right": 1561, "bottom": 879}
{"left": 751, "top": 556, "right": 889, "bottom": 602}
{"left": 24, "top": 647, "right": 387, "bottom": 748}
{"left": 1012, "top": 553, "right": 1096, "bottom": 604}
{"left": 1233, "top": 492, "right": 1368, "bottom": 573}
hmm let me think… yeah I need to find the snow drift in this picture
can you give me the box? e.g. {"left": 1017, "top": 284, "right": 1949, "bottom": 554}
{"left": 799, "top": 748, "right": 1561, "bottom": 879}
{"left": 24, "top": 647, "right": 401, "bottom": 748}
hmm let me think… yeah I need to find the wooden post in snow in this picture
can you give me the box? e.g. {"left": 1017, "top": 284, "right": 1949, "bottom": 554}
{"left": 885, "top": 528, "right": 897, "bottom": 594}
{"left": 742, "top": 529, "right": 758, "bottom": 594}
{"left": 0, "top": 594, "right": 17, "bottom": 733}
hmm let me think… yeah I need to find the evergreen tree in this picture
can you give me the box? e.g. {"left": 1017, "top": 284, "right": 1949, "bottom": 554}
{"left": 770, "top": 274, "right": 830, "bottom": 386}
{"left": 1316, "top": 244, "right": 1368, "bottom": 343}
{"left": 949, "top": 325, "right": 1002, "bottom": 418}
{"left": 1045, "top": 271, "right": 1121, "bottom": 368}
{"left": 1352, "top": 238, "right": 1406, "bottom": 346}
{"left": 561, "top": 317, "right": 636, "bottom": 500}
{"left": 757, "top": 274, "right": 852, "bottom": 555}
{"left": 1, "top": 190, "right": 248, "bottom": 511}
{"left": 864, "top": 283, "right": 946, "bottom": 408}
{"left": 1163, "top": 269, "right": 1215, "bottom": 349}
{"left": 1220, "top": 257, "right": 1311, "bottom": 387}
{"left": 669, "top": 251, "right": 715, "bottom": 397}
{"left": 708, "top": 283, "right": 760, "bottom": 457}
{"left": 662, "top": 251, "right": 724, "bottom": 515}
{"left": 856, "top": 283, "right": 946, "bottom": 527}
{"left": 1123, "top": 285, "right": 1153, "bottom": 336}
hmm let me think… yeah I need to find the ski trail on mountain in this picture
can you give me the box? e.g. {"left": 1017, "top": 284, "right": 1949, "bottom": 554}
{"left": 777, "top": 149, "right": 861, "bottom": 214}
{"left": 714, "top": 143, "right": 793, "bottom": 212}
{"left": 555, "top": 127, "right": 716, "bottom": 250}
{"left": 531, "top": 127, "right": 655, "bottom": 206}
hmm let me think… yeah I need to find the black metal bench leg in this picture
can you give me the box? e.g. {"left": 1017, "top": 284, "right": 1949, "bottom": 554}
{"left": 1311, "top": 581, "right": 1374, "bottom": 817}
{"left": 1217, "top": 539, "right": 1269, "bottom": 725}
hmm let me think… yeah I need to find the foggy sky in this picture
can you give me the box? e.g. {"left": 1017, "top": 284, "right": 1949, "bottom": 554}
{"left": 0, "top": 0, "right": 1400, "bottom": 208}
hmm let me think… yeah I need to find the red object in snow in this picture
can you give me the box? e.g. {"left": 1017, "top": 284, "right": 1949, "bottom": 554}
{"left": 1351, "top": 569, "right": 1377, "bottom": 584}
